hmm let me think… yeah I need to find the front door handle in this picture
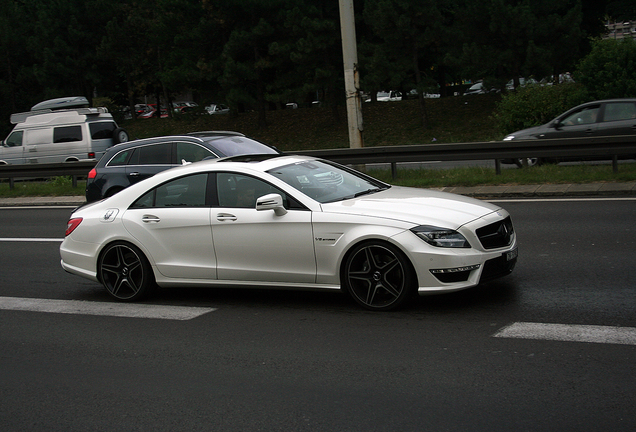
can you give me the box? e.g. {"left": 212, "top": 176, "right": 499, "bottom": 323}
{"left": 216, "top": 213, "right": 237, "bottom": 221}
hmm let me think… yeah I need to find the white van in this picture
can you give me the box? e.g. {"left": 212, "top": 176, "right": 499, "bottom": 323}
{"left": 0, "top": 96, "right": 129, "bottom": 165}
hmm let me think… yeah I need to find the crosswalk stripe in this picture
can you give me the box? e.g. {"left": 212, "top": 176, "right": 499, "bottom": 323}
{"left": 493, "top": 322, "right": 636, "bottom": 346}
{"left": 0, "top": 296, "right": 216, "bottom": 320}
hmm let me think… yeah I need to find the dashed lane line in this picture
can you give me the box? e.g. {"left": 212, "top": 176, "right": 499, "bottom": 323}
{"left": 0, "top": 238, "right": 63, "bottom": 242}
{"left": 0, "top": 297, "right": 216, "bottom": 320}
{"left": 493, "top": 322, "right": 636, "bottom": 346}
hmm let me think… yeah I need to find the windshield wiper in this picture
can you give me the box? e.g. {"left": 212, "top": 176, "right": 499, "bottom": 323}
{"left": 353, "top": 186, "right": 388, "bottom": 198}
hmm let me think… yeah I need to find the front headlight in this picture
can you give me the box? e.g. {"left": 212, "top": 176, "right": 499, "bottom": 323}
{"left": 411, "top": 225, "right": 471, "bottom": 248}
{"left": 503, "top": 135, "right": 514, "bottom": 141}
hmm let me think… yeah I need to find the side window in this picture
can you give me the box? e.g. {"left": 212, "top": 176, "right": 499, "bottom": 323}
{"left": 561, "top": 106, "right": 600, "bottom": 126}
{"left": 176, "top": 142, "right": 215, "bottom": 164}
{"left": 603, "top": 103, "right": 636, "bottom": 122}
{"left": 54, "top": 126, "right": 83, "bottom": 143}
{"left": 137, "top": 143, "right": 172, "bottom": 165}
{"left": 107, "top": 149, "right": 133, "bottom": 166}
{"left": 216, "top": 173, "right": 300, "bottom": 209}
{"left": 130, "top": 173, "right": 209, "bottom": 208}
{"left": 89, "top": 122, "right": 116, "bottom": 140}
{"left": 5, "top": 131, "right": 23, "bottom": 147}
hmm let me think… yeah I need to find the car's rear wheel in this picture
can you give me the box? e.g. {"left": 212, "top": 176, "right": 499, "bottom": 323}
{"left": 514, "top": 158, "right": 540, "bottom": 168}
{"left": 342, "top": 241, "right": 415, "bottom": 311}
{"left": 98, "top": 242, "right": 154, "bottom": 301}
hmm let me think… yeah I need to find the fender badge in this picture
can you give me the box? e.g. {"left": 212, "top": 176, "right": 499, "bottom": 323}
{"left": 101, "top": 208, "right": 119, "bottom": 222}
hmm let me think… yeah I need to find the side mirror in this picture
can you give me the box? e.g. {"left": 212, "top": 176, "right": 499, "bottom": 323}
{"left": 256, "top": 193, "right": 287, "bottom": 216}
{"left": 550, "top": 120, "right": 561, "bottom": 129}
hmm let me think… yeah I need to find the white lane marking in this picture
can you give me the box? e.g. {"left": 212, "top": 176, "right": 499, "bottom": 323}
{"left": 493, "top": 322, "right": 636, "bottom": 346}
{"left": 0, "top": 297, "right": 216, "bottom": 320}
{"left": 0, "top": 238, "right": 63, "bottom": 242}
{"left": 488, "top": 197, "right": 636, "bottom": 203}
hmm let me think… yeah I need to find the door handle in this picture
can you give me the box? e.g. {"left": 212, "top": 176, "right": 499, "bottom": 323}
{"left": 142, "top": 215, "right": 161, "bottom": 223}
{"left": 216, "top": 213, "right": 237, "bottom": 221}
{"left": 129, "top": 172, "right": 140, "bottom": 177}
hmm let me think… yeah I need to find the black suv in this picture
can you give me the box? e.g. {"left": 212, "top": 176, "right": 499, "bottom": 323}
{"left": 85, "top": 131, "right": 280, "bottom": 202}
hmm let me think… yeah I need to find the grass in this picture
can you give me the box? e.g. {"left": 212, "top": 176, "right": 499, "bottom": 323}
{"left": 367, "top": 163, "right": 636, "bottom": 188}
{"left": 1, "top": 94, "right": 635, "bottom": 198}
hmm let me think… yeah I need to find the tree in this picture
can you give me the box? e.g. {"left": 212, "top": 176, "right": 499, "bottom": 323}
{"left": 362, "top": 0, "right": 454, "bottom": 127}
{"left": 575, "top": 38, "right": 636, "bottom": 99}
{"left": 458, "top": 0, "right": 585, "bottom": 89}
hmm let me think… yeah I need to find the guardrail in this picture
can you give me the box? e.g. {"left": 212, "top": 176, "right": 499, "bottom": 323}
{"left": 1, "top": 135, "right": 635, "bottom": 188}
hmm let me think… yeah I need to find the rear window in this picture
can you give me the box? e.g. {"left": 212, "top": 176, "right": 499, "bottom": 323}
{"left": 53, "top": 126, "right": 82, "bottom": 143}
{"left": 89, "top": 122, "right": 116, "bottom": 140}
{"left": 134, "top": 143, "right": 172, "bottom": 165}
{"left": 603, "top": 102, "right": 636, "bottom": 122}
{"left": 205, "top": 137, "right": 278, "bottom": 157}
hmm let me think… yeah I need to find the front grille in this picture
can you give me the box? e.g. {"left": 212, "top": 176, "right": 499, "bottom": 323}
{"left": 477, "top": 217, "right": 514, "bottom": 249}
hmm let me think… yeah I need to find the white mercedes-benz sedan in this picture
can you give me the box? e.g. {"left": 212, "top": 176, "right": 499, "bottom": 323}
{"left": 61, "top": 154, "right": 517, "bottom": 311}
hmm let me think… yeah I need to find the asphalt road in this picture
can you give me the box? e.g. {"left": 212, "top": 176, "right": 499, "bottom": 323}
{"left": 1, "top": 199, "right": 635, "bottom": 431}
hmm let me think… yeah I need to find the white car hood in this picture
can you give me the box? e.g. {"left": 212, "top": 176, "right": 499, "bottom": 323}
{"left": 321, "top": 186, "right": 501, "bottom": 228}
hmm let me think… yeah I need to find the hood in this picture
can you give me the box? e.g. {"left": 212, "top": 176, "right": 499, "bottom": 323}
{"left": 505, "top": 123, "right": 550, "bottom": 139}
{"left": 321, "top": 186, "right": 501, "bottom": 228}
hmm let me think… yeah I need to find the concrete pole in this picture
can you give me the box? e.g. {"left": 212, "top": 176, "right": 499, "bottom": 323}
{"left": 338, "top": 0, "right": 364, "bottom": 149}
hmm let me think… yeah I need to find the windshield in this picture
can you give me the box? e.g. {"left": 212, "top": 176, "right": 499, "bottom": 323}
{"left": 267, "top": 160, "right": 389, "bottom": 203}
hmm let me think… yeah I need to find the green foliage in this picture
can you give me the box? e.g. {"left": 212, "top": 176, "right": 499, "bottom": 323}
{"left": 574, "top": 38, "right": 636, "bottom": 99}
{"left": 493, "top": 83, "right": 588, "bottom": 134}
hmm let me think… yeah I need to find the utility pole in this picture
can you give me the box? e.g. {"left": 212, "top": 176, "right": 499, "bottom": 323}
{"left": 338, "top": 0, "right": 364, "bottom": 149}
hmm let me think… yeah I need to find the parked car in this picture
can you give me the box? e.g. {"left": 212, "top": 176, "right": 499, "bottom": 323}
{"left": 502, "top": 99, "right": 636, "bottom": 166}
{"left": 85, "top": 131, "right": 280, "bottom": 202}
{"left": 1, "top": 96, "right": 128, "bottom": 165}
{"left": 205, "top": 104, "right": 230, "bottom": 115}
{"left": 172, "top": 101, "right": 198, "bottom": 112}
{"left": 62, "top": 154, "right": 517, "bottom": 310}
{"left": 463, "top": 81, "right": 500, "bottom": 96}
{"left": 505, "top": 77, "right": 537, "bottom": 91}
{"left": 463, "top": 82, "right": 487, "bottom": 95}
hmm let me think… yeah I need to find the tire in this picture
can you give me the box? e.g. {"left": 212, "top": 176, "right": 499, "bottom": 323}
{"left": 342, "top": 241, "right": 416, "bottom": 311}
{"left": 98, "top": 242, "right": 155, "bottom": 301}
{"left": 513, "top": 157, "right": 540, "bottom": 168}
{"left": 112, "top": 127, "right": 129, "bottom": 145}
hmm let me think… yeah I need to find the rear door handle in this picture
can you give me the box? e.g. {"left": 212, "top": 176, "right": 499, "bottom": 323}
{"left": 142, "top": 215, "right": 161, "bottom": 223}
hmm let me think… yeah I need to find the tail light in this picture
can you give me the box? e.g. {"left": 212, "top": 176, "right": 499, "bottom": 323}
{"left": 88, "top": 152, "right": 96, "bottom": 159}
{"left": 65, "top": 218, "right": 83, "bottom": 236}
{"left": 88, "top": 168, "right": 97, "bottom": 179}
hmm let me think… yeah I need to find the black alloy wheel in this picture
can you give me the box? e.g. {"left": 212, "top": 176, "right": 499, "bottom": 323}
{"left": 98, "top": 242, "right": 154, "bottom": 301}
{"left": 343, "top": 241, "right": 415, "bottom": 311}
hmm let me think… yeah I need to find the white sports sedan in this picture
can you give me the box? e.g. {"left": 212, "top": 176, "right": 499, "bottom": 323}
{"left": 61, "top": 154, "right": 517, "bottom": 311}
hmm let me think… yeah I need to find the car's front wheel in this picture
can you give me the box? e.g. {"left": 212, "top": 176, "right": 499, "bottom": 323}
{"left": 342, "top": 241, "right": 416, "bottom": 311}
{"left": 98, "top": 242, "right": 154, "bottom": 301}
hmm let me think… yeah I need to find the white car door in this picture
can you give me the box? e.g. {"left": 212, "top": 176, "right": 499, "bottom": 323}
{"left": 122, "top": 173, "right": 217, "bottom": 279}
{"left": 211, "top": 173, "right": 315, "bottom": 283}
{"left": 1, "top": 131, "right": 25, "bottom": 164}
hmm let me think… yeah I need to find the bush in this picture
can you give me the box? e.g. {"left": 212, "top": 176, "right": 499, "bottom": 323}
{"left": 492, "top": 83, "right": 588, "bottom": 135}
{"left": 574, "top": 38, "right": 636, "bottom": 100}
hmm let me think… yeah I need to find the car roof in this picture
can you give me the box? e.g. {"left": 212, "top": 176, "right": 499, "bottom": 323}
{"left": 102, "top": 131, "right": 277, "bottom": 157}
